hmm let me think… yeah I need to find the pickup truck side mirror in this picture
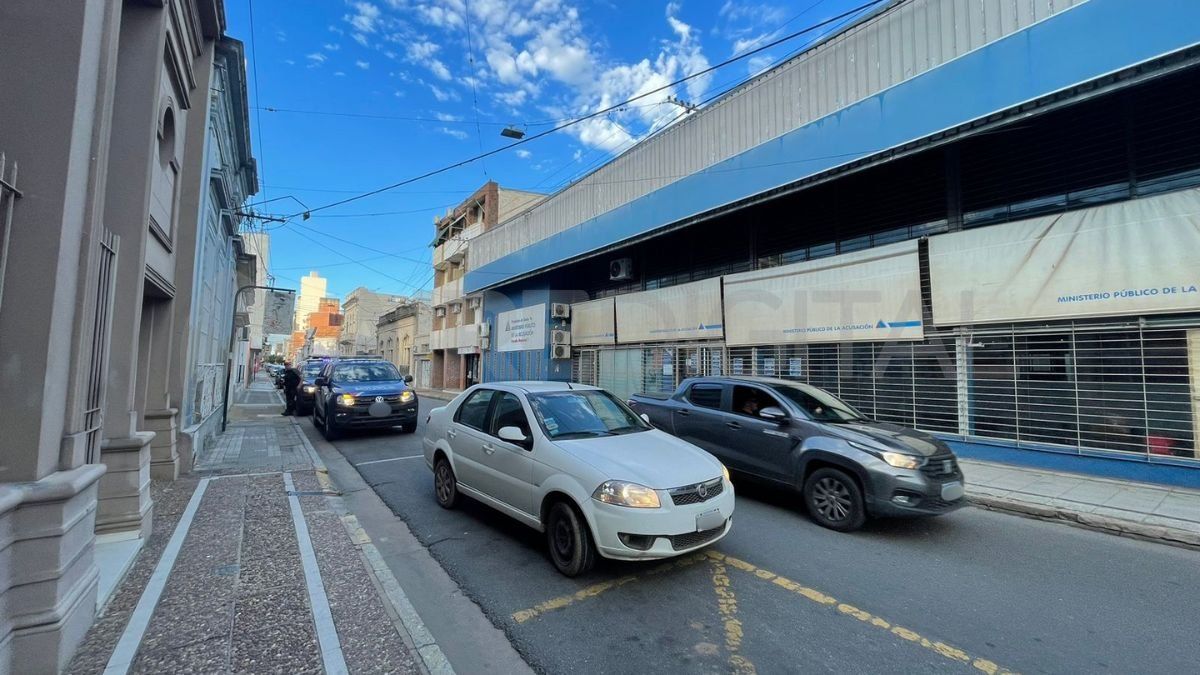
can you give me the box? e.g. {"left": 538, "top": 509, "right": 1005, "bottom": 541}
{"left": 759, "top": 406, "right": 788, "bottom": 424}
{"left": 403, "top": 374, "right": 414, "bottom": 384}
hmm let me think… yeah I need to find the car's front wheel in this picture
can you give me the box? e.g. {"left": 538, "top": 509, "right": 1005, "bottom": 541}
{"left": 433, "top": 457, "right": 459, "bottom": 509}
{"left": 545, "top": 501, "right": 596, "bottom": 577}
{"left": 803, "top": 467, "right": 866, "bottom": 532}
{"left": 321, "top": 405, "right": 340, "bottom": 441}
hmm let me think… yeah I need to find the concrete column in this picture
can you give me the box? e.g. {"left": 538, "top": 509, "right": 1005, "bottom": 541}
{"left": 0, "top": 0, "right": 121, "bottom": 670}
{"left": 97, "top": 2, "right": 168, "bottom": 537}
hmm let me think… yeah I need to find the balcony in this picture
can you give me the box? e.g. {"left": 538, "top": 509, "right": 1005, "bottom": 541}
{"left": 430, "top": 328, "right": 448, "bottom": 351}
{"left": 432, "top": 237, "right": 467, "bottom": 270}
{"left": 432, "top": 277, "right": 463, "bottom": 307}
{"left": 454, "top": 322, "right": 481, "bottom": 350}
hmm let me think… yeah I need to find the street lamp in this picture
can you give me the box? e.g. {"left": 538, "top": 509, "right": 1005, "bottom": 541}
{"left": 221, "top": 284, "right": 295, "bottom": 432}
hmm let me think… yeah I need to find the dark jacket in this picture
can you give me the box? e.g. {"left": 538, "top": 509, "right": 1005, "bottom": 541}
{"left": 282, "top": 367, "right": 301, "bottom": 389}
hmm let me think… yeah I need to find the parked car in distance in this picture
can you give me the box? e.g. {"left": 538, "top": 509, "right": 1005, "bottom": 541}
{"left": 295, "top": 358, "right": 328, "bottom": 416}
{"left": 423, "top": 382, "right": 734, "bottom": 576}
{"left": 312, "top": 357, "right": 417, "bottom": 439}
{"left": 628, "top": 376, "right": 964, "bottom": 532}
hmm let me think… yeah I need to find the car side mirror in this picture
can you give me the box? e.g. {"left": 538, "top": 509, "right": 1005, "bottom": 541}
{"left": 314, "top": 377, "right": 327, "bottom": 387}
{"left": 759, "top": 406, "right": 788, "bottom": 424}
{"left": 640, "top": 413, "right": 651, "bottom": 425}
{"left": 403, "top": 374, "right": 414, "bottom": 384}
{"left": 498, "top": 426, "right": 530, "bottom": 447}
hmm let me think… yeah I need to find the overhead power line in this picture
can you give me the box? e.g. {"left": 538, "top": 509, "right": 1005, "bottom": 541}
{"left": 285, "top": 0, "right": 886, "bottom": 220}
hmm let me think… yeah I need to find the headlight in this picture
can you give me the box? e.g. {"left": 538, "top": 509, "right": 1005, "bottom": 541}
{"left": 337, "top": 394, "right": 356, "bottom": 407}
{"left": 400, "top": 390, "right": 414, "bottom": 403}
{"left": 302, "top": 385, "right": 316, "bottom": 394}
{"left": 881, "top": 451, "right": 924, "bottom": 470}
{"left": 593, "top": 481, "right": 661, "bottom": 508}
{"left": 721, "top": 464, "right": 730, "bottom": 483}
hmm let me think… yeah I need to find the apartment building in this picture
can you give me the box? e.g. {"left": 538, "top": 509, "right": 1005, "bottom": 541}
{"left": 340, "top": 287, "right": 407, "bottom": 356}
{"left": 430, "top": 181, "right": 543, "bottom": 389}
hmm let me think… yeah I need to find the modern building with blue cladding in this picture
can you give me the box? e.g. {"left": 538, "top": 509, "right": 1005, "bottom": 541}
{"left": 469, "top": 0, "right": 1200, "bottom": 478}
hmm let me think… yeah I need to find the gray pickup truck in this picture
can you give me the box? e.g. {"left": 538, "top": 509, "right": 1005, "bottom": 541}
{"left": 628, "top": 376, "right": 964, "bottom": 531}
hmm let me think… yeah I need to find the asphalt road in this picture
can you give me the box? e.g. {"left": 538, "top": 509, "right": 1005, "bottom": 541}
{"left": 313, "top": 399, "right": 1200, "bottom": 674}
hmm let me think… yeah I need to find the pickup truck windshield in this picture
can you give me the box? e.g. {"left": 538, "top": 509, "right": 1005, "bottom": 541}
{"left": 771, "top": 384, "right": 868, "bottom": 423}
{"left": 528, "top": 390, "right": 650, "bottom": 440}
{"left": 333, "top": 363, "right": 401, "bottom": 383}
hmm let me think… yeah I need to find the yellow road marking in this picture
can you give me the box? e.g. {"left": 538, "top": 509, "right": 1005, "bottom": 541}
{"left": 711, "top": 559, "right": 756, "bottom": 674}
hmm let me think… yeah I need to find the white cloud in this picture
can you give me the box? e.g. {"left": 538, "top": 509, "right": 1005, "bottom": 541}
{"left": 356, "top": 60, "right": 371, "bottom": 69}
{"left": 284, "top": 58, "right": 297, "bottom": 65}
{"left": 406, "top": 41, "right": 439, "bottom": 60}
{"left": 335, "top": 71, "right": 347, "bottom": 77}
{"left": 352, "top": 32, "right": 370, "bottom": 47}
{"left": 495, "top": 89, "right": 528, "bottom": 107}
{"left": 325, "top": 43, "right": 341, "bottom": 51}
{"left": 515, "top": 149, "right": 532, "bottom": 159}
{"left": 345, "top": 2, "right": 382, "bottom": 34}
{"left": 275, "top": 29, "right": 287, "bottom": 42}
{"left": 306, "top": 52, "right": 328, "bottom": 66}
{"left": 439, "top": 127, "right": 469, "bottom": 140}
{"left": 435, "top": 112, "right": 463, "bottom": 122}
{"left": 429, "top": 84, "right": 460, "bottom": 102}
{"left": 747, "top": 54, "right": 773, "bottom": 76}
{"left": 429, "top": 59, "right": 452, "bottom": 80}
{"left": 329, "top": 24, "right": 345, "bottom": 35}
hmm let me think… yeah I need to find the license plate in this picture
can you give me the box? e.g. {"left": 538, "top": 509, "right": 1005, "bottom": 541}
{"left": 941, "top": 481, "right": 964, "bottom": 501}
{"left": 696, "top": 509, "right": 724, "bottom": 532}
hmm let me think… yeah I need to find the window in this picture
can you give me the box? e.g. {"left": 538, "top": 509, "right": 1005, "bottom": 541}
{"left": 456, "top": 389, "right": 496, "bottom": 431}
{"left": 527, "top": 390, "right": 649, "bottom": 439}
{"left": 687, "top": 384, "right": 722, "bottom": 409}
{"left": 490, "top": 393, "right": 531, "bottom": 437}
{"left": 332, "top": 362, "right": 401, "bottom": 382}
{"left": 771, "top": 384, "right": 867, "bottom": 423}
{"left": 731, "top": 385, "right": 784, "bottom": 419}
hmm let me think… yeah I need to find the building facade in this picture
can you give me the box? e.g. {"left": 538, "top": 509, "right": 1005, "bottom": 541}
{"left": 340, "top": 287, "right": 407, "bottom": 356}
{"left": 377, "top": 301, "right": 432, "bottom": 377}
{"left": 0, "top": 0, "right": 253, "bottom": 670}
{"left": 243, "top": 231, "right": 272, "bottom": 372}
{"left": 467, "top": 0, "right": 1200, "bottom": 472}
{"left": 294, "top": 270, "right": 327, "bottom": 332}
{"left": 430, "top": 181, "right": 543, "bottom": 390}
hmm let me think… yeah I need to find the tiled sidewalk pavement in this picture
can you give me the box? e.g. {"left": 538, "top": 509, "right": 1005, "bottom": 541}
{"left": 67, "top": 395, "right": 426, "bottom": 673}
{"left": 962, "top": 459, "right": 1200, "bottom": 548}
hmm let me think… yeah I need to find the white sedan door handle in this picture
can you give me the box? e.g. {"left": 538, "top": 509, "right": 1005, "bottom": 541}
{"left": 482, "top": 443, "right": 496, "bottom": 455}
{"left": 447, "top": 428, "right": 457, "bottom": 439}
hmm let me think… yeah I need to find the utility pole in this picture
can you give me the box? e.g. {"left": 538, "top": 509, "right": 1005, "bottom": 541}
{"left": 221, "top": 284, "right": 295, "bottom": 432}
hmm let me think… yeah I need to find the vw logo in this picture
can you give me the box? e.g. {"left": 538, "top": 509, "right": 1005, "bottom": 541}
{"left": 375, "top": 396, "right": 385, "bottom": 402}
{"left": 697, "top": 483, "right": 708, "bottom": 499}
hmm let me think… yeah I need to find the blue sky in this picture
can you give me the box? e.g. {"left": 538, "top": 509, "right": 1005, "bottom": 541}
{"left": 225, "top": 0, "right": 867, "bottom": 300}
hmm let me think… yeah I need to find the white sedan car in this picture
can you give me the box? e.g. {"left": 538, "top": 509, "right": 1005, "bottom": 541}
{"left": 423, "top": 381, "right": 735, "bottom": 576}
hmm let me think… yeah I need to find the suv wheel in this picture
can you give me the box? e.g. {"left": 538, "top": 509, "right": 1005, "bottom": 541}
{"left": 322, "top": 406, "right": 340, "bottom": 441}
{"left": 433, "top": 457, "right": 459, "bottom": 509}
{"left": 545, "top": 501, "right": 596, "bottom": 577}
{"left": 803, "top": 467, "right": 866, "bottom": 532}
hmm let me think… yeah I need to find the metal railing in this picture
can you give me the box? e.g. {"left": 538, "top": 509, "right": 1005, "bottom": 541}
{"left": 0, "top": 152, "right": 21, "bottom": 317}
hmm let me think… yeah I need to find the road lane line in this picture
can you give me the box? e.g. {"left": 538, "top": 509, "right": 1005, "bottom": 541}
{"left": 284, "top": 472, "right": 349, "bottom": 675}
{"left": 711, "top": 559, "right": 756, "bottom": 674}
{"left": 355, "top": 455, "right": 426, "bottom": 466}
{"left": 103, "top": 478, "right": 210, "bottom": 675}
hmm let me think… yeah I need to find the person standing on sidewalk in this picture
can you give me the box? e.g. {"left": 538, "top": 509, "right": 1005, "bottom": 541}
{"left": 281, "top": 361, "right": 301, "bottom": 415}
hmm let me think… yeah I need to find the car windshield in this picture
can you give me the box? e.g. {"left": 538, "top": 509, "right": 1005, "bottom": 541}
{"left": 771, "top": 384, "right": 869, "bottom": 423}
{"left": 333, "top": 362, "right": 401, "bottom": 383}
{"left": 527, "top": 390, "right": 650, "bottom": 440}
{"left": 302, "top": 363, "right": 324, "bottom": 377}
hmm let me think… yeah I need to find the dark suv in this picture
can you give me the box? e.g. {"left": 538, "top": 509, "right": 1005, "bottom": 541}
{"left": 312, "top": 357, "right": 418, "bottom": 439}
{"left": 296, "top": 358, "right": 330, "bottom": 416}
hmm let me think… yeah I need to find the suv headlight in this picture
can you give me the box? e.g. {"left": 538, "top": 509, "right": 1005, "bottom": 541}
{"left": 400, "top": 390, "right": 414, "bottom": 403}
{"left": 880, "top": 451, "right": 925, "bottom": 470}
{"left": 721, "top": 463, "right": 730, "bottom": 483}
{"left": 593, "top": 481, "right": 661, "bottom": 508}
{"left": 302, "top": 385, "right": 316, "bottom": 394}
{"left": 337, "top": 394, "right": 356, "bottom": 407}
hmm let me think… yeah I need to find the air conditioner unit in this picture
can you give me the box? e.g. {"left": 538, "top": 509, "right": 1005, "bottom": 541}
{"left": 451, "top": 303, "right": 462, "bottom": 314}
{"left": 609, "top": 257, "right": 633, "bottom": 281}
{"left": 478, "top": 322, "right": 491, "bottom": 337}
{"left": 479, "top": 336, "right": 491, "bottom": 351}
{"left": 551, "top": 329, "right": 571, "bottom": 345}
{"left": 551, "top": 344, "right": 570, "bottom": 359}
{"left": 468, "top": 297, "right": 482, "bottom": 309}
{"left": 435, "top": 307, "right": 446, "bottom": 318}
{"left": 550, "top": 303, "right": 571, "bottom": 319}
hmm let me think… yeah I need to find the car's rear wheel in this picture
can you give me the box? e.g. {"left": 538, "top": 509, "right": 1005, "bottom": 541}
{"left": 433, "top": 457, "right": 459, "bottom": 509}
{"left": 804, "top": 467, "right": 866, "bottom": 532}
{"left": 545, "top": 501, "right": 596, "bottom": 577}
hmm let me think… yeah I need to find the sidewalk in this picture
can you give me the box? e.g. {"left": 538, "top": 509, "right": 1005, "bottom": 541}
{"left": 961, "top": 459, "right": 1200, "bottom": 548}
{"left": 67, "top": 375, "right": 443, "bottom": 674}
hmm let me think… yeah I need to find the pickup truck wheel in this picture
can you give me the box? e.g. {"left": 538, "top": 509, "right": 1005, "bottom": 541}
{"left": 322, "top": 408, "right": 340, "bottom": 441}
{"left": 803, "top": 467, "right": 866, "bottom": 532}
{"left": 433, "top": 457, "right": 459, "bottom": 509}
{"left": 546, "top": 501, "right": 596, "bottom": 577}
